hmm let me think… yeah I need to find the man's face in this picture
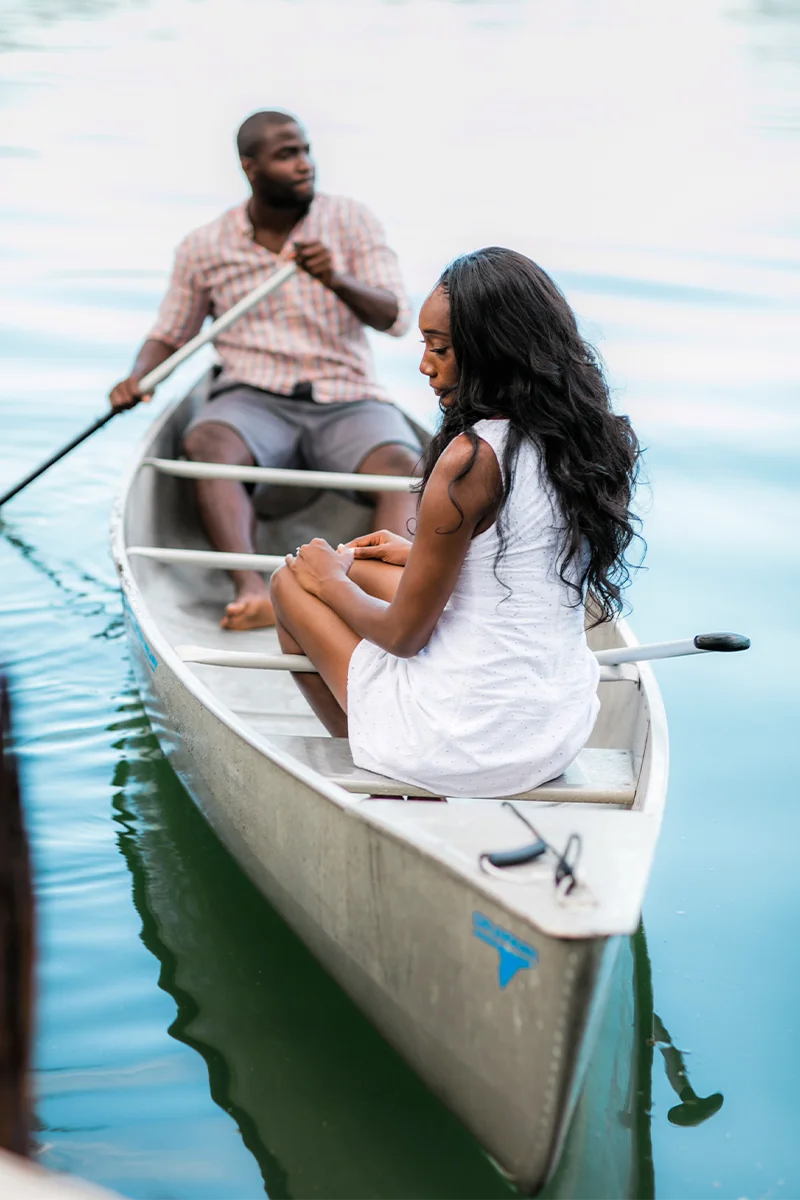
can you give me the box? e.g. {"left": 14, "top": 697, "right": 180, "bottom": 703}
{"left": 243, "top": 122, "right": 316, "bottom": 208}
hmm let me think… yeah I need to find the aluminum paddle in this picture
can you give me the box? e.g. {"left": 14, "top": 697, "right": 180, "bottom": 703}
{"left": 0, "top": 262, "right": 297, "bottom": 509}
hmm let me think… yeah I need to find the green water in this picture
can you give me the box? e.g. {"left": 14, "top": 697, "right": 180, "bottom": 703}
{"left": 1, "top": 1, "right": 797, "bottom": 1196}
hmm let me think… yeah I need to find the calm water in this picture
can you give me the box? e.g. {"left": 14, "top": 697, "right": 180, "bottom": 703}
{"left": 1, "top": 1, "right": 798, "bottom": 1196}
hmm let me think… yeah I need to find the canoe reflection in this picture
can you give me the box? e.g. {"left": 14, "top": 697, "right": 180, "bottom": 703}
{"left": 111, "top": 691, "right": 662, "bottom": 1199}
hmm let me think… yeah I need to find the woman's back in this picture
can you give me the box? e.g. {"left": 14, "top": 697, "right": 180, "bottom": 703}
{"left": 452, "top": 420, "right": 585, "bottom": 629}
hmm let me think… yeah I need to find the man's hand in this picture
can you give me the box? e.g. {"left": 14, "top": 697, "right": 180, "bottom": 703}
{"left": 108, "top": 376, "right": 152, "bottom": 412}
{"left": 109, "top": 339, "right": 176, "bottom": 411}
{"left": 294, "top": 240, "right": 338, "bottom": 290}
{"left": 294, "top": 241, "right": 398, "bottom": 331}
{"left": 344, "top": 530, "right": 412, "bottom": 567}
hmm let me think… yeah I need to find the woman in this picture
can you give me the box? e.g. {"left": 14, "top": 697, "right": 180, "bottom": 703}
{"left": 270, "top": 247, "right": 640, "bottom": 798}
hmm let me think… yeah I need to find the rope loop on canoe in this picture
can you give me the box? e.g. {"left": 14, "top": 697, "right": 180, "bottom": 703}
{"left": 478, "top": 803, "right": 583, "bottom": 897}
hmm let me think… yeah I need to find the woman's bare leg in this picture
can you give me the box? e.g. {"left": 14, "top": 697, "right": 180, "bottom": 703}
{"left": 272, "top": 561, "right": 444, "bottom": 800}
{"left": 273, "top": 609, "right": 349, "bottom": 737}
{"left": 270, "top": 560, "right": 403, "bottom": 734}
{"left": 270, "top": 566, "right": 361, "bottom": 735}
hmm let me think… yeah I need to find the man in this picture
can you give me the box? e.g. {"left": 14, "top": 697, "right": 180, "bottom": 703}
{"left": 109, "top": 110, "right": 421, "bottom": 630}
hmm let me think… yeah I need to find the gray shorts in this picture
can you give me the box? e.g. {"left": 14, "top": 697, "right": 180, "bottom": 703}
{"left": 185, "top": 383, "right": 423, "bottom": 517}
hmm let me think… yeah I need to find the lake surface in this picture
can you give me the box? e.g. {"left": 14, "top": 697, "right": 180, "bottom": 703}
{"left": 1, "top": 1, "right": 798, "bottom": 1196}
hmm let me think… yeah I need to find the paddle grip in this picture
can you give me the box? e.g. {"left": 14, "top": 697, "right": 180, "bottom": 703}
{"left": 693, "top": 633, "right": 751, "bottom": 653}
{"left": 486, "top": 840, "right": 548, "bottom": 869}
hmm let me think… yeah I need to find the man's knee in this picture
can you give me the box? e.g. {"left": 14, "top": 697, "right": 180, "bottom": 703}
{"left": 183, "top": 422, "right": 253, "bottom": 466}
{"left": 358, "top": 442, "right": 421, "bottom": 478}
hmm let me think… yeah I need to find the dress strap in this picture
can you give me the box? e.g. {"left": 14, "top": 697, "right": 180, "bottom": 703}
{"left": 471, "top": 419, "right": 509, "bottom": 474}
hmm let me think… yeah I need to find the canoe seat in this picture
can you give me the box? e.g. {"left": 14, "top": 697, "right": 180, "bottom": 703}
{"left": 267, "top": 736, "right": 636, "bottom": 805}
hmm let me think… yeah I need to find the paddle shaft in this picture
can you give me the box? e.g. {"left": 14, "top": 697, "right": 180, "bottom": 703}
{"left": 596, "top": 633, "right": 750, "bottom": 665}
{"left": 175, "top": 637, "right": 749, "bottom": 673}
{"left": 0, "top": 262, "right": 297, "bottom": 509}
{"left": 0, "top": 410, "right": 117, "bottom": 508}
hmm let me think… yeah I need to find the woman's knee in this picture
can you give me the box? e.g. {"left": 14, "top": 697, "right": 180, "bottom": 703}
{"left": 269, "top": 564, "right": 292, "bottom": 611}
{"left": 270, "top": 568, "right": 304, "bottom": 653}
{"left": 270, "top": 563, "right": 305, "bottom": 617}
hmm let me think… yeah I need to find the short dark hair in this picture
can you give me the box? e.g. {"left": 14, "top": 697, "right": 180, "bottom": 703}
{"left": 236, "top": 110, "right": 299, "bottom": 159}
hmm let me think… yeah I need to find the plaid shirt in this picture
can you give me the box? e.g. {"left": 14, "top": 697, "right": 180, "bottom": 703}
{"left": 147, "top": 195, "right": 412, "bottom": 403}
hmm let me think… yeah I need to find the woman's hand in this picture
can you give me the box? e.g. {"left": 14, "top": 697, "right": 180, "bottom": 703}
{"left": 343, "top": 529, "right": 412, "bottom": 567}
{"left": 287, "top": 538, "right": 354, "bottom": 599}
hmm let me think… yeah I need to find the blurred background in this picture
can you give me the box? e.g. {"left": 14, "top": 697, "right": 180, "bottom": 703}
{"left": 0, "top": 1, "right": 797, "bottom": 1197}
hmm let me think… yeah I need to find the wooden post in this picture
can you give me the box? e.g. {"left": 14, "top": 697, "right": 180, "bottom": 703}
{"left": 0, "top": 677, "right": 34, "bottom": 1156}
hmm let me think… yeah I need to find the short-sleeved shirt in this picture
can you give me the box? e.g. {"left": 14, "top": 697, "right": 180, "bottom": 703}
{"left": 147, "top": 195, "right": 412, "bottom": 403}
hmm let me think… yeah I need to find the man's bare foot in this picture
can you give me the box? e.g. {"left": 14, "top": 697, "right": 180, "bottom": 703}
{"left": 221, "top": 591, "right": 276, "bottom": 630}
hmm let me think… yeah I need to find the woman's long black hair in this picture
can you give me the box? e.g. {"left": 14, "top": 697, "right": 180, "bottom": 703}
{"left": 420, "top": 247, "right": 641, "bottom": 624}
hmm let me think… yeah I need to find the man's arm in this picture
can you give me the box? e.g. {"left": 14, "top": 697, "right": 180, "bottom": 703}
{"left": 294, "top": 240, "right": 398, "bottom": 331}
{"left": 108, "top": 237, "right": 210, "bottom": 409}
{"left": 294, "top": 200, "right": 411, "bottom": 334}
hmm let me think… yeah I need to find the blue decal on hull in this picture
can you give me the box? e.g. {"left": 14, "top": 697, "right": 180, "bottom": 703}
{"left": 473, "top": 911, "right": 538, "bottom": 988}
{"left": 123, "top": 597, "right": 158, "bottom": 672}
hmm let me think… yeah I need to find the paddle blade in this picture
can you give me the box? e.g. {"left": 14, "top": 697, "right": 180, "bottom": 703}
{"left": 668, "top": 1090, "right": 724, "bottom": 1127}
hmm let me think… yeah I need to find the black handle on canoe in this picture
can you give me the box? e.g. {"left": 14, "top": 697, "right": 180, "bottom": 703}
{"left": 693, "top": 633, "right": 751, "bottom": 653}
{"left": 485, "top": 839, "right": 548, "bottom": 869}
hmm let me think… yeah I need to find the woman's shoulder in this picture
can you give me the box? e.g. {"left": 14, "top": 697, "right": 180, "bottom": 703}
{"left": 471, "top": 417, "right": 510, "bottom": 457}
{"left": 426, "top": 433, "right": 502, "bottom": 516}
{"left": 437, "top": 430, "right": 502, "bottom": 477}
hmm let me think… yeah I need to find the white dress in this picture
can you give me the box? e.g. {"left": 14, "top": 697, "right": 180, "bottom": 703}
{"left": 346, "top": 419, "right": 600, "bottom": 797}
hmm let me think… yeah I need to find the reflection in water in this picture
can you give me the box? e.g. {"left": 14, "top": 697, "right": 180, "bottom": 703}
{"left": 109, "top": 691, "right": 514, "bottom": 1199}
{"left": 652, "top": 1015, "right": 724, "bottom": 1129}
{"left": 0, "top": 522, "right": 118, "bottom": 623}
{"left": 104, "top": 688, "right": 727, "bottom": 1199}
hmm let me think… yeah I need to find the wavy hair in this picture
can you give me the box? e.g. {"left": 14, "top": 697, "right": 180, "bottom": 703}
{"left": 419, "top": 247, "right": 642, "bottom": 624}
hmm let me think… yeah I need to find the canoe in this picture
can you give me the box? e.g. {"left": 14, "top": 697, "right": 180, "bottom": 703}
{"left": 111, "top": 373, "right": 669, "bottom": 1194}
{"left": 113, "top": 692, "right": 656, "bottom": 1198}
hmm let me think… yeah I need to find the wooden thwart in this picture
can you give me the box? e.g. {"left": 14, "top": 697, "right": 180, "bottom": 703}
{"left": 145, "top": 458, "right": 417, "bottom": 493}
{"left": 175, "top": 644, "right": 639, "bottom": 684}
{"left": 177, "top": 645, "right": 317, "bottom": 671}
{"left": 129, "top": 546, "right": 285, "bottom": 571}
